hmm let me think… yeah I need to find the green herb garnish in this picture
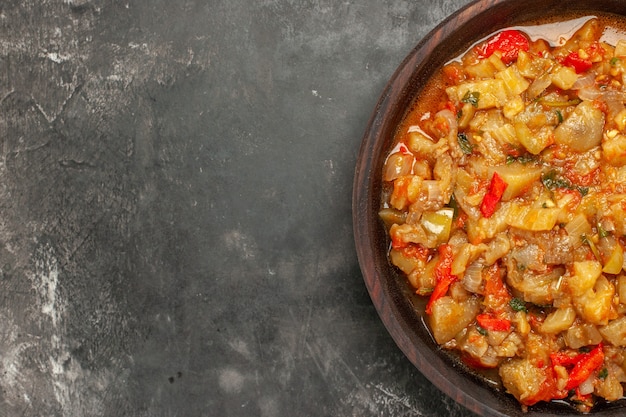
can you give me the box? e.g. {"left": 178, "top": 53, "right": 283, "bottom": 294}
{"left": 457, "top": 132, "right": 473, "bottom": 155}
{"left": 598, "top": 368, "right": 609, "bottom": 380}
{"left": 509, "top": 298, "right": 528, "bottom": 313}
{"left": 476, "top": 325, "right": 488, "bottom": 336}
{"left": 541, "top": 170, "right": 589, "bottom": 196}
{"left": 555, "top": 109, "right": 563, "bottom": 123}
{"left": 506, "top": 153, "right": 537, "bottom": 165}
{"left": 462, "top": 91, "right": 480, "bottom": 108}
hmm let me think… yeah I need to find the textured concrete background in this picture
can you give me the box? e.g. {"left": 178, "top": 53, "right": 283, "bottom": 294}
{"left": 0, "top": 0, "right": 479, "bottom": 416}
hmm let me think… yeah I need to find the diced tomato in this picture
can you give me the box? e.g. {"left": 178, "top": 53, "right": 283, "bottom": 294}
{"left": 480, "top": 172, "right": 508, "bottom": 218}
{"left": 483, "top": 263, "right": 511, "bottom": 310}
{"left": 400, "top": 244, "right": 429, "bottom": 263}
{"left": 563, "top": 165, "right": 599, "bottom": 188}
{"left": 561, "top": 51, "right": 593, "bottom": 73}
{"left": 425, "top": 244, "right": 457, "bottom": 315}
{"left": 477, "top": 29, "right": 530, "bottom": 64}
{"left": 443, "top": 100, "right": 457, "bottom": 113}
{"left": 442, "top": 61, "right": 466, "bottom": 84}
{"left": 592, "top": 98, "right": 609, "bottom": 114}
{"left": 455, "top": 211, "right": 468, "bottom": 229}
{"left": 476, "top": 313, "right": 511, "bottom": 332}
{"left": 504, "top": 144, "right": 523, "bottom": 159}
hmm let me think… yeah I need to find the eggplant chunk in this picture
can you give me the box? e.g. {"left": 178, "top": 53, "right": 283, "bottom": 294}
{"left": 554, "top": 101, "right": 604, "bottom": 152}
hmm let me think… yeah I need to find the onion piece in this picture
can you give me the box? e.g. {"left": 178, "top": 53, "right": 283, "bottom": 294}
{"left": 577, "top": 86, "right": 603, "bottom": 101}
{"left": 554, "top": 101, "right": 604, "bottom": 152}
{"left": 423, "top": 180, "right": 443, "bottom": 203}
{"left": 578, "top": 373, "right": 595, "bottom": 396}
{"left": 511, "top": 244, "right": 545, "bottom": 272}
{"left": 564, "top": 214, "right": 592, "bottom": 248}
{"left": 571, "top": 72, "right": 596, "bottom": 90}
{"left": 434, "top": 109, "right": 458, "bottom": 139}
{"left": 527, "top": 73, "right": 552, "bottom": 99}
{"left": 383, "top": 152, "right": 414, "bottom": 181}
{"left": 462, "top": 261, "right": 484, "bottom": 294}
{"left": 434, "top": 109, "right": 461, "bottom": 157}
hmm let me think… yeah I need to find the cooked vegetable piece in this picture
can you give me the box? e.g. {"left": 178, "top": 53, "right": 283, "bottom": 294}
{"left": 480, "top": 172, "right": 508, "bottom": 218}
{"left": 421, "top": 209, "right": 454, "bottom": 245}
{"left": 425, "top": 244, "right": 457, "bottom": 315}
{"left": 599, "top": 317, "right": 626, "bottom": 346}
{"left": 540, "top": 306, "right": 576, "bottom": 334}
{"left": 500, "top": 359, "right": 563, "bottom": 406}
{"left": 429, "top": 296, "right": 480, "bottom": 344}
{"left": 554, "top": 101, "right": 604, "bottom": 152}
{"left": 492, "top": 163, "right": 542, "bottom": 201}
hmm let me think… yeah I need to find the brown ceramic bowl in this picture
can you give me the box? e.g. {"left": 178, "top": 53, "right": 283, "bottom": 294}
{"left": 353, "top": 0, "right": 626, "bottom": 415}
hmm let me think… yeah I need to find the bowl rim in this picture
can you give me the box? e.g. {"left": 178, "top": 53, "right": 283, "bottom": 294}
{"left": 353, "top": 0, "right": 626, "bottom": 416}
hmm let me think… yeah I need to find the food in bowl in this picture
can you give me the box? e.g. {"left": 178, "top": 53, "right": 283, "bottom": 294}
{"left": 380, "top": 14, "right": 626, "bottom": 412}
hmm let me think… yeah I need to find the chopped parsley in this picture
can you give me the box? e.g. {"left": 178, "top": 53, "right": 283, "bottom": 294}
{"left": 541, "top": 170, "right": 589, "bottom": 196}
{"left": 462, "top": 91, "right": 480, "bottom": 108}
{"left": 457, "top": 132, "right": 473, "bottom": 155}
{"left": 598, "top": 368, "right": 609, "bottom": 380}
{"left": 509, "top": 298, "right": 528, "bottom": 313}
{"left": 505, "top": 148, "right": 537, "bottom": 165}
{"left": 555, "top": 109, "right": 563, "bottom": 123}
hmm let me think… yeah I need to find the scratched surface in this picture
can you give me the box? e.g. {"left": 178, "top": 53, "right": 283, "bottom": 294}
{"left": 0, "top": 0, "right": 479, "bottom": 416}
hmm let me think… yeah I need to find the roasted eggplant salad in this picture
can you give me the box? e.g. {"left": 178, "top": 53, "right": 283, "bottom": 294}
{"left": 380, "top": 15, "right": 626, "bottom": 412}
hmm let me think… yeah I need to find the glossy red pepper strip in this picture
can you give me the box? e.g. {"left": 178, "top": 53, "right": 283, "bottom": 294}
{"left": 425, "top": 244, "right": 456, "bottom": 315}
{"left": 476, "top": 313, "right": 511, "bottom": 332}
{"left": 565, "top": 344, "right": 605, "bottom": 391}
{"left": 550, "top": 351, "right": 582, "bottom": 367}
{"left": 477, "top": 29, "right": 530, "bottom": 64}
{"left": 480, "top": 172, "right": 508, "bottom": 218}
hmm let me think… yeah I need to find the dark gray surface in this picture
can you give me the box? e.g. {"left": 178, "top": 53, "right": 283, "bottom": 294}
{"left": 0, "top": 1, "right": 480, "bottom": 416}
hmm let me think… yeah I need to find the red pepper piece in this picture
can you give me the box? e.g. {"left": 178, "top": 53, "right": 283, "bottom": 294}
{"left": 561, "top": 51, "right": 593, "bottom": 73}
{"left": 550, "top": 351, "right": 582, "bottom": 367}
{"left": 480, "top": 172, "right": 508, "bottom": 218}
{"left": 477, "top": 29, "right": 530, "bottom": 64}
{"left": 476, "top": 313, "right": 511, "bottom": 332}
{"left": 425, "top": 244, "right": 457, "bottom": 315}
{"left": 565, "top": 344, "right": 605, "bottom": 391}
